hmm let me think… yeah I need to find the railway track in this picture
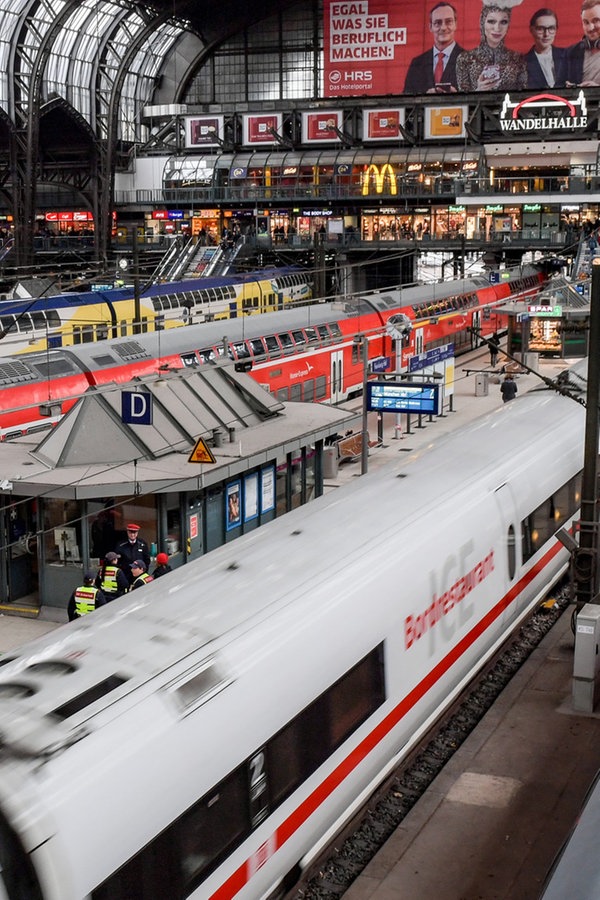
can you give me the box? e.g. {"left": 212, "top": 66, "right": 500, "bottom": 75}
{"left": 287, "top": 586, "right": 571, "bottom": 900}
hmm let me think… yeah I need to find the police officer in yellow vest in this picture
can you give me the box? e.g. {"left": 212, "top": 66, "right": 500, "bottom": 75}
{"left": 130, "top": 559, "right": 153, "bottom": 590}
{"left": 95, "top": 551, "right": 129, "bottom": 601}
{"left": 68, "top": 571, "right": 107, "bottom": 621}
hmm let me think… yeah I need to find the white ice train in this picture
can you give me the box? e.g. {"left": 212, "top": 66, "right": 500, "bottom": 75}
{"left": 0, "top": 362, "right": 587, "bottom": 899}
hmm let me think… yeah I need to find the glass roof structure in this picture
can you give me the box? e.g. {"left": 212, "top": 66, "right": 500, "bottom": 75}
{"left": 0, "top": 0, "right": 186, "bottom": 142}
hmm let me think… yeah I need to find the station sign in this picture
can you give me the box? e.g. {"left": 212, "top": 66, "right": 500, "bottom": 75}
{"left": 367, "top": 381, "right": 439, "bottom": 414}
{"left": 371, "top": 355, "right": 391, "bottom": 373}
{"left": 408, "top": 344, "right": 453, "bottom": 372}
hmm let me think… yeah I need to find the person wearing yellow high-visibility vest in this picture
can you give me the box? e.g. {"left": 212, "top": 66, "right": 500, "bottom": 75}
{"left": 68, "top": 572, "right": 107, "bottom": 621}
{"left": 95, "top": 551, "right": 129, "bottom": 601}
{"left": 130, "top": 560, "right": 154, "bottom": 590}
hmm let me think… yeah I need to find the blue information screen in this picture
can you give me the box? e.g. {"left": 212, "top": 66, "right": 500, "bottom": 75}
{"left": 367, "top": 381, "right": 439, "bottom": 415}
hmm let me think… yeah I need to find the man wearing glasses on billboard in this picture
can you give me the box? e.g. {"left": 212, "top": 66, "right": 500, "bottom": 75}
{"left": 525, "top": 9, "right": 567, "bottom": 87}
{"left": 404, "top": 3, "right": 464, "bottom": 93}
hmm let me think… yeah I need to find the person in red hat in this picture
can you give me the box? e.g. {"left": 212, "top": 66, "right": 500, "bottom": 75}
{"left": 114, "top": 523, "right": 150, "bottom": 586}
{"left": 152, "top": 552, "right": 172, "bottom": 579}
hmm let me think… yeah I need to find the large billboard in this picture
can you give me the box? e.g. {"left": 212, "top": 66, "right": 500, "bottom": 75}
{"left": 324, "top": 0, "right": 585, "bottom": 98}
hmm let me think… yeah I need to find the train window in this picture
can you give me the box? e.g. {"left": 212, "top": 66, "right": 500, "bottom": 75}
{"left": 181, "top": 353, "right": 198, "bottom": 367}
{"left": 168, "top": 296, "right": 180, "bottom": 309}
{"left": 316, "top": 325, "right": 331, "bottom": 343}
{"left": 198, "top": 347, "right": 217, "bottom": 363}
{"left": 304, "top": 379, "right": 315, "bottom": 401}
{"left": 292, "top": 330, "right": 306, "bottom": 348}
{"left": 290, "top": 383, "right": 302, "bottom": 401}
{"left": 278, "top": 332, "right": 294, "bottom": 353}
{"left": 304, "top": 326, "right": 319, "bottom": 344}
{"left": 267, "top": 645, "right": 385, "bottom": 809}
{"left": 30, "top": 313, "right": 46, "bottom": 329}
{"left": 93, "top": 767, "right": 250, "bottom": 900}
{"left": 97, "top": 323, "right": 108, "bottom": 341}
{"left": 329, "top": 323, "right": 342, "bottom": 340}
{"left": 276, "top": 387, "right": 289, "bottom": 401}
{"left": 17, "top": 314, "right": 33, "bottom": 332}
{"left": 249, "top": 338, "right": 266, "bottom": 356}
{"left": 81, "top": 325, "right": 94, "bottom": 343}
{"left": 264, "top": 335, "right": 281, "bottom": 356}
{"left": 522, "top": 470, "right": 582, "bottom": 563}
{"left": 316, "top": 375, "right": 327, "bottom": 399}
{"left": 0, "top": 315, "right": 16, "bottom": 333}
{"left": 231, "top": 341, "right": 250, "bottom": 359}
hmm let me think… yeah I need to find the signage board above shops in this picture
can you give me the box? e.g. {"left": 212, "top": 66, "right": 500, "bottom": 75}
{"left": 184, "top": 115, "right": 225, "bottom": 148}
{"left": 242, "top": 113, "right": 284, "bottom": 146}
{"left": 528, "top": 304, "right": 562, "bottom": 317}
{"left": 301, "top": 110, "right": 344, "bottom": 143}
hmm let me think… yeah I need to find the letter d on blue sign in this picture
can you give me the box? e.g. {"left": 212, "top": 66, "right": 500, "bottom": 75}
{"left": 122, "top": 391, "right": 153, "bottom": 425}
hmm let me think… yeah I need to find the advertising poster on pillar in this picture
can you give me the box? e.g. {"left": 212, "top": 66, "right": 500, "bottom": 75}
{"left": 364, "top": 108, "right": 405, "bottom": 140}
{"left": 323, "top": 0, "right": 585, "bottom": 99}
{"left": 301, "top": 110, "right": 344, "bottom": 143}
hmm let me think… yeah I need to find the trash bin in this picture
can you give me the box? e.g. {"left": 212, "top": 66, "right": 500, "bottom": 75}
{"left": 475, "top": 373, "right": 489, "bottom": 396}
{"left": 323, "top": 446, "right": 339, "bottom": 479}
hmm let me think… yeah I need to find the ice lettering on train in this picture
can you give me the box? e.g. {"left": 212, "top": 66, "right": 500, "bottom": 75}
{"left": 404, "top": 545, "right": 495, "bottom": 652}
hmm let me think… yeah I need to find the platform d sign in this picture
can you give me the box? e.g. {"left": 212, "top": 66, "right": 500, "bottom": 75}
{"left": 188, "top": 437, "right": 216, "bottom": 464}
{"left": 121, "top": 391, "right": 152, "bottom": 425}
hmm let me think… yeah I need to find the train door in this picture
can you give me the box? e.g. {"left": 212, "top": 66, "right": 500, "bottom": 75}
{"left": 186, "top": 496, "right": 204, "bottom": 562}
{"left": 493, "top": 483, "right": 519, "bottom": 610}
{"left": 1, "top": 499, "right": 39, "bottom": 608}
{"left": 330, "top": 350, "right": 344, "bottom": 403}
{"left": 471, "top": 310, "right": 481, "bottom": 348}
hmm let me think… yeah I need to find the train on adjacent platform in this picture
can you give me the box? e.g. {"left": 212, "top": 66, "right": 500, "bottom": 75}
{"left": 0, "top": 357, "right": 586, "bottom": 899}
{"left": 0, "top": 265, "right": 547, "bottom": 439}
{"left": 0, "top": 266, "right": 312, "bottom": 355}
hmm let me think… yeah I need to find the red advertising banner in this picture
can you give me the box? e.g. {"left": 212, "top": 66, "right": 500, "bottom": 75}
{"left": 365, "top": 108, "right": 405, "bottom": 140}
{"left": 301, "top": 110, "right": 344, "bottom": 143}
{"left": 185, "top": 116, "right": 224, "bottom": 148}
{"left": 242, "top": 113, "right": 283, "bottom": 145}
{"left": 323, "top": 0, "right": 585, "bottom": 99}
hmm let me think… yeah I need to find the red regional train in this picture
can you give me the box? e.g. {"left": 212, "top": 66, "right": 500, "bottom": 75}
{"left": 0, "top": 265, "right": 548, "bottom": 440}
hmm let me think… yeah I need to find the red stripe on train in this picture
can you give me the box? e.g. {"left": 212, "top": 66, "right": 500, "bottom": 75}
{"left": 211, "top": 540, "right": 564, "bottom": 899}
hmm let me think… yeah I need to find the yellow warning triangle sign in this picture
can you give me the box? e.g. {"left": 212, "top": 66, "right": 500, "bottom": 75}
{"left": 188, "top": 437, "right": 216, "bottom": 464}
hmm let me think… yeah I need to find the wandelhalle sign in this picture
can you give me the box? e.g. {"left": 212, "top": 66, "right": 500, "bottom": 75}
{"left": 323, "top": 0, "right": 584, "bottom": 99}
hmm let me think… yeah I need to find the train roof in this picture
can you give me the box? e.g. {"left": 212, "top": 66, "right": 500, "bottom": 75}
{"left": 0, "top": 266, "right": 308, "bottom": 315}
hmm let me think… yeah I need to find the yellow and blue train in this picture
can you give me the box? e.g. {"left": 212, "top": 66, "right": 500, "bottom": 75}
{"left": 0, "top": 266, "right": 312, "bottom": 355}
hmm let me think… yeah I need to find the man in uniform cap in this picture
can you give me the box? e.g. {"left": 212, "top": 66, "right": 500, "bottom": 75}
{"left": 114, "top": 523, "right": 150, "bottom": 586}
{"left": 68, "top": 571, "right": 106, "bottom": 621}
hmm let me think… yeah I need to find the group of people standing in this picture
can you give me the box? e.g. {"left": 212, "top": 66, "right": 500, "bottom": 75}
{"left": 68, "top": 523, "right": 172, "bottom": 621}
{"left": 404, "top": 0, "right": 600, "bottom": 95}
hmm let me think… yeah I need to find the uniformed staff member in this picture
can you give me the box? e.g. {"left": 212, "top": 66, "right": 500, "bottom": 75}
{"left": 115, "top": 523, "right": 151, "bottom": 585}
{"left": 130, "top": 559, "right": 153, "bottom": 590}
{"left": 95, "top": 551, "right": 129, "bottom": 601}
{"left": 68, "top": 571, "right": 106, "bottom": 621}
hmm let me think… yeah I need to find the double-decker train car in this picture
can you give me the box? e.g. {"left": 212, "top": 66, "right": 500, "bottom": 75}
{"left": 0, "top": 266, "right": 312, "bottom": 356}
{"left": 0, "top": 359, "right": 585, "bottom": 899}
{"left": 0, "top": 265, "right": 547, "bottom": 439}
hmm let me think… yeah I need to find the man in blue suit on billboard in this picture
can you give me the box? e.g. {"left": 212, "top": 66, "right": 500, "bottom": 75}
{"left": 404, "top": 3, "right": 464, "bottom": 94}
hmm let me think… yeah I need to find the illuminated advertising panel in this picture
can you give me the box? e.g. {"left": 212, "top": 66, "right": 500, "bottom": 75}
{"left": 301, "top": 110, "right": 344, "bottom": 143}
{"left": 323, "top": 0, "right": 584, "bottom": 99}
{"left": 424, "top": 104, "right": 468, "bottom": 138}
{"left": 184, "top": 115, "right": 225, "bottom": 148}
{"left": 364, "top": 107, "right": 405, "bottom": 140}
{"left": 242, "top": 113, "right": 284, "bottom": 145}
